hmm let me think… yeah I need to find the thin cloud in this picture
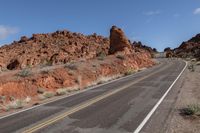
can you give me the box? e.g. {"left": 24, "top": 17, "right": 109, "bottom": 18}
{"left": 144, "top": 10, "right": 161, "bottom": 16}
{"left": 0, "top": 25, "right": 19, "bottom": 40}
{"left": 194, "top": 8, "right": 200, "bottom": 15}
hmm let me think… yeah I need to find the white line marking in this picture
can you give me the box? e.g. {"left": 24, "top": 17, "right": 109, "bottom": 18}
{"left": 134, "top": 61, "right": 187, "bottom": 133}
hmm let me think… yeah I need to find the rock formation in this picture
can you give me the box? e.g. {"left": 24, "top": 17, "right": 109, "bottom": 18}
{"left": 132, "top": 41, "right": 157, "bottom": 57}
{"left": 109, "top": 26, "right": 132, "bottom": 54}
{"left": 169, "top": 34, "right": 200, "bottom": 59}
{"left": 0, "top": 30, "right": 109, "bottom": 70}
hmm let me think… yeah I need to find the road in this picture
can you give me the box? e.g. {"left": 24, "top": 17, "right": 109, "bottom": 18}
{"left": 0, "top": 59, "right": 186, "bottom": 133}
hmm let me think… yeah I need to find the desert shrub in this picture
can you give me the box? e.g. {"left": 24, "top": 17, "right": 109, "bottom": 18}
{"left": 188, "top": 64, "right": 195, "bottom": 72}
{"left": 116, "top": 54, "right": 125, "bottom": 60}
{"left": 181, "top": 104, "right": 200, "bottom": 116}
{"left": 40, "top": 69, "right": 50, "bottom": 74}
{"left": 68, "top": 70, "right": 74, "bottom": 76}
{"left": 124, "top": 68, "right": 136, "bottom": 76}
{"left": 9, "top": 99, "right": 24, "bottom": 109}
{"left": 43, "top": 91, "right": 55, "bottom": 98}
{"left": 65, "top": 63, "right": 77, "bottom": 70}
{"left": 56, "top": 88, "right": 68, "bottom": 96}
{"left": 2, "top": 106, "right": 10, "bottom": 112}
{"left": 38, "top": 94, "right": 46, "bottom": 100}
{"left": 37, "top": 88, "right": 46, "bottom": 94}
{"left": 92, "top": 64, "right": 97, "bottom": 67}
{"left": 97, "top": 52, "right": 106, "bottom": 60}
{"left": 45, "top": 60, "right": 53, "bottom": 66}
{"left": 0, "top": 96, "right": 6, "bottom": 103}
{"left": 24, "top": 96, "right": 31, "bottom": 103}
{"left": 17, "top": 69, "right": 32, "bottom": 77}
{"left": 10, "top": 96, "right": 15, "bottom": 101}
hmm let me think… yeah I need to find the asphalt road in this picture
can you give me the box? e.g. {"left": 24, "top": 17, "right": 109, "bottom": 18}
{"left": 0, "top": 59, "right": 186, "bottom": 133}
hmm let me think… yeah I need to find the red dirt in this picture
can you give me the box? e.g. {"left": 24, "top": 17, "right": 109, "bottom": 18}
{"left": 0, "top": 26, "right": 155, "bottom": 112}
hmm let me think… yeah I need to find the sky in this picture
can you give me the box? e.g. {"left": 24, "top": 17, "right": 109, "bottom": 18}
{"left": 0, "top": 0, "right": 200, "bottom": 51}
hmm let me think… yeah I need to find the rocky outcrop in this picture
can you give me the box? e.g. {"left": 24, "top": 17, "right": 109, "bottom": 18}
{"left": 0, "top": 26, "right": 155, "bottom": 72}
{"left": 132, "top": 41, "right": 157, "bottom": 57}
{"left": 109, "top": 26, "right": 132, "bottom": 54}
{"left": 0, "top": 30, "right": 109, "bottom": 70}
{"left": 172, "top": 34, "right": 200, "bottom": 59}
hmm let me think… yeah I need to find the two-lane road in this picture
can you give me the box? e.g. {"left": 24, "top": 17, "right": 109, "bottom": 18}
{"left": 0, "top": 59, "right": 186, "bottom": 133}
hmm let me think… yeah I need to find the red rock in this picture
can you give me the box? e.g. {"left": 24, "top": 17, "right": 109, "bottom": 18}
{"left": 0, "top": 30, "right": 109, "bottom": 70}
{"left": 172, "top": 34, "right": 200, "bottom": 59}
{"left": 109, "top": 26, "right": 132, "bottom": 54}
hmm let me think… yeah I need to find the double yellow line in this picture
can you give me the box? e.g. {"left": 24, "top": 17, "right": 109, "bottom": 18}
{"left": 23, "top": 62, "right": 172, "bottom": 133}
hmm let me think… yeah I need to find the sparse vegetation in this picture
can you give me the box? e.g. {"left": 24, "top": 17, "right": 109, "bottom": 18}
{"left": 37, "top": 88, "right": 46, "bottom": 94}
{"left": 188, "top": 64, "right": 195, "bottom": 72}
{"left": 17, "top": 69, "right": 32, "bottom": 77}
{"left": 0, "top": 96, "right": 6, "bottom": 104}
{"left": 56, "top": 88, "right": 68, "bottom": 96}
{"left": 43, "top": 91, "right": 55, "bottom": 98}
{"left": 8, "top": 99, "right": 24, "bottom": 109}
{"left": 24, "top": 96, "right": 31, "bottom": 103}
{"left": 65, "top": 63, "right": 78, "bottom": 70}
{"left": 75, "top": 76, "right": 82, "bottom": 85}
{"left": 181, "top": 104, "right": 200, "bottom": 116}
{"left": 124, "top": 68, "right": 136, "bottom": 75}
{"left": 45, "top": 60, "right": 53, "bottom": 66}
{"left": 97, "top": 52, "right": 106, "bottom": 60}
{"left": 116, "top": 54, "right": 125, "bottom": 60}
{"left": 40, "top": 69, "right": 50, "bottom": 74}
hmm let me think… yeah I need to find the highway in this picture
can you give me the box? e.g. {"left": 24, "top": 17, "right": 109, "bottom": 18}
{"left": 0, "top": 59, "right": 186, "bottom": 133}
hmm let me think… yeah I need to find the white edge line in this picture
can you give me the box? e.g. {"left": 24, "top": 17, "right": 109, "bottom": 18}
{"left": 134, "top": 61, "right": 188, "bottom": 133}
{"left": 0, "top": 62, "right": 160, "bottom": 120}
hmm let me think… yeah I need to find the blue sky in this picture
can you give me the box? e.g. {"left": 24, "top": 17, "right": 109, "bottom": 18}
{"left": 0, "top": 0, "right": 200, "bottom": 51}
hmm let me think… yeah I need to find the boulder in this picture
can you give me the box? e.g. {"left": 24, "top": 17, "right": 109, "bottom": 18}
{"left": 109, "top": 26, "right": 132, "bottom": 54}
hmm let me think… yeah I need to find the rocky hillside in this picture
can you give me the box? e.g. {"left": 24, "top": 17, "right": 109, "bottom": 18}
{"left": 0, "top": 26, "right": 155, "bottom": 110}
{"left": 0, "top": 26, "right": 155, "bottom": 71}
{"left": 132, "top": 41, "right": 157, "bottom": 57}
{"left": 166, "top": 34, "right": 200, "bottom": 59}
{"left": 0, "top": 31, "right": 109, "bottom": 70}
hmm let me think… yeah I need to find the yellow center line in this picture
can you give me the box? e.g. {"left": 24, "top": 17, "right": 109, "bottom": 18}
{"left": 22, "top": 62, "right": 172, "bottom": 133}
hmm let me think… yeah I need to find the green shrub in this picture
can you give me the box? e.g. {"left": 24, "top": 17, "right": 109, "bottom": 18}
{"left": 181, "top": 104, "right": 200, "bottom": 116}
{"left": 124, "top": 68, "right": 136, "bottom": 76}
{"left": 17, "top": 69, "right": 32, "bottom": 77}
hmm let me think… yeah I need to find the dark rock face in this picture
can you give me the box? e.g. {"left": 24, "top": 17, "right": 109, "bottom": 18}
{"left": 109, "top": 26, "right": 132, "bottom": 54}
{"left": 132, "top": 41, "right": 157, "bottom": 57}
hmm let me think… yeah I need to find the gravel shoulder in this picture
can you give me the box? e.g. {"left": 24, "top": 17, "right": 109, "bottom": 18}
{"left": 166, "top": 63, "right": 200, "bottom": 133}
{"left": 141, "top": 60, "right": 200, "bottom": 133}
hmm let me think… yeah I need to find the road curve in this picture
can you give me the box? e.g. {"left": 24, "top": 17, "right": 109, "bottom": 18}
{"left": 0, "top": 59, "right": 186, "bottom": 133}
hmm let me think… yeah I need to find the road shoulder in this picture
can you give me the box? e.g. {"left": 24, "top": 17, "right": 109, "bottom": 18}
{"left": 141, "top": 62, "right": 200, "bottom": 133}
